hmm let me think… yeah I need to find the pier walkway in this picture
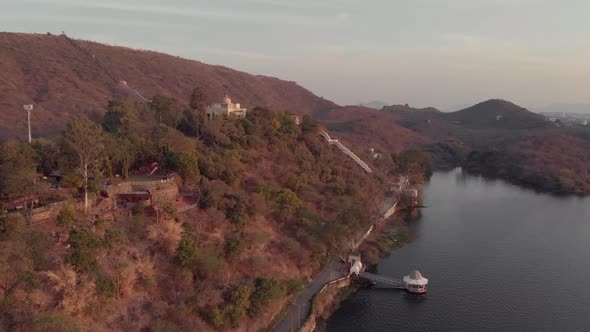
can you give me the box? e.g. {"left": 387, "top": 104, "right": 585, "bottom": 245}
{"left": 357, "top": 271, "right": 404, "bottom": 289}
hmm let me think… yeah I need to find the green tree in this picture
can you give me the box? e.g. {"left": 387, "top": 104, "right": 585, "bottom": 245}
{"left": 189, "top": 87, "right": 208, "bottom": 128}
{"left": 276, "top": 189, "right": 301, "bottom": 217}
{"left": 165, "top": 151, "right": 200, "bottom": 186}
{"left": 103, "top": 100, "right": 126, "bottom": 133}
{"left": 66, "top": 228, "right": 101, "bottom": 273}
{"left": 62, "top": 116, "right": 105, "bottom": 213}
{"left": 32, "top": 138, "right": 59, "bottom": 175}
{"left": 176, "top": 234, "right": 197, "bottom": 268}
{"left": 223, "top": 194, "right": 247, "bottom": 226}
{"left": 150, "top": 95, "right": 182, "bottom": 127}
{"left": 0, "top": 141, "right": 38, "bottom": 198}
{"left": 249, "top": 277, "right": 286, "bottom": 315}
{"left": 207, "top": 307, "right": 225, "bottom": 328}
{"left": 230, "top": 284, "right": 252, "bottom": 308}
{"left": 301, "top": 114, "right": 319, "bottom": 134}
{"left": 0, "top": 141, "right": 39, "bottom": 224}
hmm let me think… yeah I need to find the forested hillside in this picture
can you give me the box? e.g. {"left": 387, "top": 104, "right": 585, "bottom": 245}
{"left": 0, "top": 92, "right": 392, "bottom": 330}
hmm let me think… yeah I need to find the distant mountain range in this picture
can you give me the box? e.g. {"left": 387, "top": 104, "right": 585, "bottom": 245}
{"left": 535, "top": 103, "right": 590, "bottom": 114}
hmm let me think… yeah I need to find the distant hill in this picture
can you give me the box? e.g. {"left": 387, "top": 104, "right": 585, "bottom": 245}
{"left": 382, "top": 104, "right": 440, "bottom": 113}
{"left": 359, "top": 101, "right": 389, "bottom": 110}
{"left": 536, "top": 103, "right": 590, "bottom": 114}
{"left": 317, "top": 105, "right": 430, "bottom": 153}
{"left": 0, "top": 32, "right": 336, "bottom": 140}
{"left": 446, "top": 99, "right": 550, "bottom": 130}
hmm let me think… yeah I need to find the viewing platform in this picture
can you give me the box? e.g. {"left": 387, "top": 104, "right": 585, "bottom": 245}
{"left": 348, "top": 253, "right": 428, "bottom": 293}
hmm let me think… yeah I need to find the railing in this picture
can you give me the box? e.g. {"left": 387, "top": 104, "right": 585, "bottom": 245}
{"left": 320, "top": 130, "right": 373, "bottom": 173}
{"left": 357, "top": 271, "right": 404, "bottom": 288}
{"left": 61, "top": 33, "right": 149, "bottom": 103}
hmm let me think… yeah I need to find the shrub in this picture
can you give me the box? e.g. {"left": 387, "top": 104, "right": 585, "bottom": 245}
{"left": 279, "top": 237, "right": 301, "bottom": 252}
{"left": 66, "top": 248, "right": 97, "bottom": 274}
{"left": 94, "top": 218, "right": 107, "bottom": 230}
{"left": 223, "top": 194, "right": 247, "bottom": 226}
{"left": 286, "top": 174, "right": 306, "bottom": 192}
{"left": 230, "top": 284, "right": 252, "bottom": 308}
{"left": 207, "top": 307, "right": 225, "bottom": 328}
{"left": 34, "top": 313, "right": 80, "bottom": 332}
{"left": 276, "top": 189, "right": 301, "bottom": 217}
{"left": 103, "top": 228, "right": 127, "bottom": 249}
{"left": 67, "top": 228, "right": 101, "bottom": 250}
{"left": 225, "top": 236, "right": 245, "bottom": 259}
{"left": 225, "top": 305, "right": 245, "bottom": 328}
{"left": 96, "top": 276, "right": 117, "bottom": 299}
{"left": 284, "top": 278, "right": 306, "bottom": 295}
{"left": 196, "top": 250, "right": 225, "bottom": 279}
{"left": 57, "top": 205, "right": 77, "bottom": 228}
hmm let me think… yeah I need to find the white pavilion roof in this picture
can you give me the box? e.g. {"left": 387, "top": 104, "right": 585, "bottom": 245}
{"left": 403, "top": 270, "right": 428, "bottom": 286}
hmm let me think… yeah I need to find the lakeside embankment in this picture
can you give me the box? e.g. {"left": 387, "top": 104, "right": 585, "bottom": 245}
{"left": 272, "top": 194, "right": 402, "bottom": 332}
{"left": 297, "top": 201, "right": 419, "bottom": 332}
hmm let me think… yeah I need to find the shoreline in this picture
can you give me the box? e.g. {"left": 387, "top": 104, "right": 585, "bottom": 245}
{"left": 299, "top": 206, "right": 418, "bottom": 332}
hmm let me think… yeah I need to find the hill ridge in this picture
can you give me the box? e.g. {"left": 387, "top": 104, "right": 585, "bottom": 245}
{"left": 0, "top": 32, "right": 336, "bottom": 140}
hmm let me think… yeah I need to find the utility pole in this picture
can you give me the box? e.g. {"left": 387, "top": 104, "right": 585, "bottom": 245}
{"left": 23, "top": 104, "right": 33, "bottom": 143}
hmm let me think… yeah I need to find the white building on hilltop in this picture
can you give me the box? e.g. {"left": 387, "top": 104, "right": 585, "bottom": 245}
{"left": 206, "top": 94, "right": 247, "bottom": 119}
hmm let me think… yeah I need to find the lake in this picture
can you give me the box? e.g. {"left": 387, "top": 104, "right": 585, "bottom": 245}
{"left": 327, "top": 168, "right": 590, "bottom": 331}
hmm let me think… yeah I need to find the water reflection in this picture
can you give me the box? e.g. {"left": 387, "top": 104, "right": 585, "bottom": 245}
{"left": 327, "top": 170, "right": 590, "bottom": 331}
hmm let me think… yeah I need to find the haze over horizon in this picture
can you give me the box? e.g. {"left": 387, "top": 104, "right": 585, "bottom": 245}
{"left": 3, "top": 0, "right": 590, "bottom": 111}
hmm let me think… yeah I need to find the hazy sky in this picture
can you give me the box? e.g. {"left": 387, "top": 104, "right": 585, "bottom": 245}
{"left": 2, "top": 0, "right": 590, "bottom": 110}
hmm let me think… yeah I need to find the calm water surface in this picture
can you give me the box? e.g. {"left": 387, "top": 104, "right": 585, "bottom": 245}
{"left": 327, "top": 169, "right": 590, "bottom": 331}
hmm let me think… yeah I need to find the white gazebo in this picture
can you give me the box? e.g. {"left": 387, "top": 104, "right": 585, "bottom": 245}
{"left": 403, "top": 270, "right": 428, "bottom": 293}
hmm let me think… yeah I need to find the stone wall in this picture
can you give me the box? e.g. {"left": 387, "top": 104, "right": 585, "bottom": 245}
{"left": 7, "top": 179, "right": 179, "bottom": 223}
{"left": 106, "top": 179, "right": 179, "bottom": 203}
{"left": 8, "top": 199, "right": 81, "bottom": 223}
{"left": 299, "top": 276, "right": 351, "bottom": 332}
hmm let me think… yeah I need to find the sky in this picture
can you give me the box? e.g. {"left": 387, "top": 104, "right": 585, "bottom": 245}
{"left": 2, "top": 0, "right": 590, "bottom": 110}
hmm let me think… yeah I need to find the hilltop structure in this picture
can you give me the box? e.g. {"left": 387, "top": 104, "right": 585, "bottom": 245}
{"left": 206, "top": 94, "right": 247, "bottom": 119}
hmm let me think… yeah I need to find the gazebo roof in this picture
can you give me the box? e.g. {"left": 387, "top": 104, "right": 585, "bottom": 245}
{"left": 403, "top": 270, "right": 428, "bottom": 285}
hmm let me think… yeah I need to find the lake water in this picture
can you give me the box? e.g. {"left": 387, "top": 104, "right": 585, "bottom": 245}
{"left": 327, "top": 169, "right": 590, "bottom": 331}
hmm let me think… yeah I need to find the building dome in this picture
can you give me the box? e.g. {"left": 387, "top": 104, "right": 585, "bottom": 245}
{"left": 409, "top": 270, "right": 423, "bottom": 280}
{"left": 223, "top": 94, "right": 232, "bottom": 104}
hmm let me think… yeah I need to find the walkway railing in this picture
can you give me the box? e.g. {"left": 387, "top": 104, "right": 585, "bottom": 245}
{"left": 320, "top": 130, "right": 373, "bottom": 173}
{"left": 357, "top": 271, "right": 404, "bottom": 288}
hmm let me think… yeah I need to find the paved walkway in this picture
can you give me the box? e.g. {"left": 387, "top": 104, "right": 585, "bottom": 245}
{"left": 272, "top": 257, "right": 345, "bottom": 332}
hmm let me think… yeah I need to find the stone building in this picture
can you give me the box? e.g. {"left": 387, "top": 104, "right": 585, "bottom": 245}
{"left": 206, "top": 94, "right": 247, "bottom": 119}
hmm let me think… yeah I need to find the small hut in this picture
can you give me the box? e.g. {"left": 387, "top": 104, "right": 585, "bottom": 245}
{"left": 403, "top": 270, "right": 428, "bottom": 293}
